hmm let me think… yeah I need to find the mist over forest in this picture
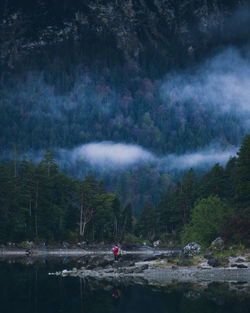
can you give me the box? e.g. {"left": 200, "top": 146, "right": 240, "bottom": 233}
{"left": 0, "top": 1, "right": 250, "bottom": 244}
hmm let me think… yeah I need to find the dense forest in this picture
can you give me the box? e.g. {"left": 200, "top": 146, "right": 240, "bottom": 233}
{"left": 1, "top": 0, "right": 250, "bottom": 214}
{"left": 0, "top": 149, "right": 133, "bottom": 244}
{"left": 0, "top": 134, "right": 249, "bottom": 247}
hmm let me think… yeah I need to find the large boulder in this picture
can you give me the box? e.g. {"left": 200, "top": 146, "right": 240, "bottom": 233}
{"left": 210, "top": 237, "right": 224, "bottom": 250}
{"left": 183, "top": 242, "right": 201, "bottom": 256}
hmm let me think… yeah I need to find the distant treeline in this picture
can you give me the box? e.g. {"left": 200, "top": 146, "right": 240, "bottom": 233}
{"left": 0, "top": 135, "right": 249, "bottom": 247}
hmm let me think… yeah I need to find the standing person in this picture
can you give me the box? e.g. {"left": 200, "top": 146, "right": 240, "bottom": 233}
{"left": 117, "top": 245, "right": 122, "bottom": 260}
{"left": 113, "top": 245, "right": 119, "bottom": 261}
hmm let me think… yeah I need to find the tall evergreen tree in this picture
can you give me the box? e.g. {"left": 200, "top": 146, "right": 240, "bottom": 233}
{"left": 235, "top": 134, "right": 250, "bottom": 210}
{"left": 180, "top": 168, "right": 197, "bottom": 225}
{"left": 136, "top": 203, "right": 157, "bottom": 240}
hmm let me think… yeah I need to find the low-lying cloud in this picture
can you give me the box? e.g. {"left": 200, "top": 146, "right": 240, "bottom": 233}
{"left": 162, "top": 146, "right": 238, "bottom": 171}
{"left": 161, "top": 48, "right": 250, "bottom": 129}
{"left": 58, "top": 141, "right": 238, "bottom": 172}
{"left": 59, "top": 142, "right": 155, "bottom": 168}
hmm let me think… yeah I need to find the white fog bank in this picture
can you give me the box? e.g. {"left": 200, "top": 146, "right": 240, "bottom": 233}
{"left": 58, "top": 142, "right": 238, "bottom": 171}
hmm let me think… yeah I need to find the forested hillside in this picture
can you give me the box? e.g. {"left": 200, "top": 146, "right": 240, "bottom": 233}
{"left": 0, "top": 135, "right": 249, "bottom": 246}
{"left": 1, "top": 1, "right": 250, "bottom": 225}
{"left": 1, "top": 0, "right": 249, "bottom": 153}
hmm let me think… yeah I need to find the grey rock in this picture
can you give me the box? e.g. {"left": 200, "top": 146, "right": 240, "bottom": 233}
{"left": 183, "top": 242, "right": 201, "bottom": 256}
{"left": 230, "top": 263, "right": 247, "bottom": 268}
{"left": 153, "top": 240, "right": 160, "bottom": 247}
{"left": 235, "top": 258, "right": 245, "bottom": 263}
{"left": 210, "top": 237, "right": 224, "bottom": 249}
{"left": 1, "top": 0, "right": 240, "bottom": 71}
{"left": 236, "top": 264, "right": 248, "bottom": 269}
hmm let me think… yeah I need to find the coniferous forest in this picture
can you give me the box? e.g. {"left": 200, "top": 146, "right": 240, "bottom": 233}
{"left": 1, "top": 1, "right": 250, "bottom": 248}
{"left": 0, "top": 134, "right": 249, "bottom": 247}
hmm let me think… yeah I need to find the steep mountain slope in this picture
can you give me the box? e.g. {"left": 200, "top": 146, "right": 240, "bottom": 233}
{"left": 1, "top": 0, "right": 248, "bottom": 71}
{"left": 1, "top": 0, "right": 249, "bottom": 153}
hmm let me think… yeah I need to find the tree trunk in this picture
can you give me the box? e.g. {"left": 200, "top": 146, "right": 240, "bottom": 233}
{"left": 35, "top": 181, "right": 39, "bottom": 237}
{"left": 80, "top": 203, "right": 83, "bottom": 236}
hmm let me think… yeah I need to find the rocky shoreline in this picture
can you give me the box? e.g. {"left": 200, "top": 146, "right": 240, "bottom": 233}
{"left": 47, "top": 248, "right": 250, "bottom": 291}
{"left": 1, "top": 243, "right": 250, "bottom": 290}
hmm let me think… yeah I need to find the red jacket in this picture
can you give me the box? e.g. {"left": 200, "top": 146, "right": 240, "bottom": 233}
{"left": 113, "top": 246, "right": 119, "bottom": 255}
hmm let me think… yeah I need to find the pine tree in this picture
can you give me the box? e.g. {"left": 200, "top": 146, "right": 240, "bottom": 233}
{"left": 136, "top": 203, "right": 157, "bottom": 240}
{"left": 120, "top": 203, "right": 133, "bottom": 241}
{"left": 235, "top": 134, "right": 250, "bottom": 210}
{"left": 180, "top": 168, "right": 197, "bottom": 225}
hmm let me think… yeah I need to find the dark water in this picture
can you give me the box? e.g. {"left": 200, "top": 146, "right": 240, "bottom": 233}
{"left": 0, "top": 259, "right": 249, "bottom": 313}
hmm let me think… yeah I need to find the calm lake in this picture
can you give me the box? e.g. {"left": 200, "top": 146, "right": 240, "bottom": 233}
{"left": 0, "top": 259, "right": 249, "bottom": 313}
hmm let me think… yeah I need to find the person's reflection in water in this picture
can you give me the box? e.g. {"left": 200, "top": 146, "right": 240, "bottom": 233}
{"left": 112, "top": 287, "right": 120, "bottom": 299}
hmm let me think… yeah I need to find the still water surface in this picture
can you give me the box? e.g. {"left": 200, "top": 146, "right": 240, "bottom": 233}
{"left": 0, "top": 260, "right": 249, "bottom": 313}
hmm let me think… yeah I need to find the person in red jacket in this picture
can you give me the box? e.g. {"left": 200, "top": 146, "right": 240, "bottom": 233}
{"left": 113, "top": 245, "right": 119, "bottom": 261}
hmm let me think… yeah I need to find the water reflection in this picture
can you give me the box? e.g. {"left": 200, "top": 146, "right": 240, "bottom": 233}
{"left": 112, "top": 287, "right": 120, "bottom": 299}
{"left": 0, "top": 260, "right": 249, "bottom": 313}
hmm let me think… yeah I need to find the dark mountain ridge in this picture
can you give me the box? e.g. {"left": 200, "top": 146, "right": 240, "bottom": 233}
{"left": 1, "top": 0, "right": 249, "bottom": 72}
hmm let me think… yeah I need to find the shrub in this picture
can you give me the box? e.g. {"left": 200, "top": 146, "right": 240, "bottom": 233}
{"left": 181, "top": 196, "right": 231, "bottom": 247}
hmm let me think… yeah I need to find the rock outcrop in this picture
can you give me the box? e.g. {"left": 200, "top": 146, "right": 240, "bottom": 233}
{"left": 1, "top": 0, "right": 248, "bottom": 69}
